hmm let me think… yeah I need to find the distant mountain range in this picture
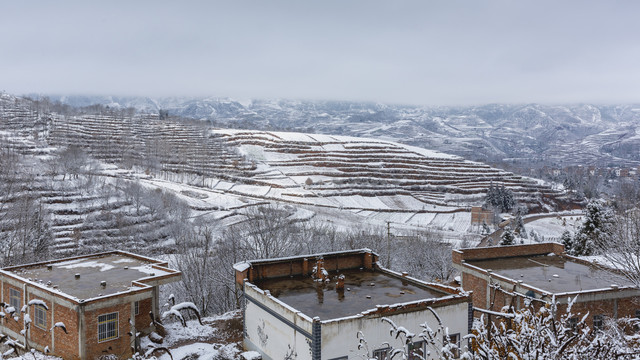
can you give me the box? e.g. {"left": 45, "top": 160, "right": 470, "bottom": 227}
{"left": 44, "top": 95, "right": 640, "bottom": 167}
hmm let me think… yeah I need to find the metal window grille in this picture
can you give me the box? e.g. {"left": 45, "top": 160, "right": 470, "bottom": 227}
{"left": 34, "top": 305, "right": 46, "bottom": 329}
{"left": 373, "top": 347, "right": 391, "bottom": 360}
{"left": 408, "top": 340, "right": 426, "bottom": 360}
{"left": 593, "top": 314, "right": 604, "bottom": 329}
{"left": 98, "top": 312, "right": 119, "bottom": 342}
{"left": 569, "top": 317, "right": 578, "bottom": 331}
{"left": 443, "top": 333, "right": 461, "bottom": 358}
{"left": 9, "top": 288, "right": 20, "bottom": 310}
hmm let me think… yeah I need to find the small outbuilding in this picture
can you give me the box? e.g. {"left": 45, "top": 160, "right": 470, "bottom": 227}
{"left": 234, "top": 249, "right": 472, "bottom": 360}
{"left": 0, "top": 251, "right": 181, "bottom": 360}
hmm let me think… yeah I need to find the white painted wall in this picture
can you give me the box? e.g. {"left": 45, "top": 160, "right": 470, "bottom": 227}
{"left": 320, "top": 301, "right": 469, "bottom": 360}
{"left": 244, "top": 284, "right": 313, "bottom": 360}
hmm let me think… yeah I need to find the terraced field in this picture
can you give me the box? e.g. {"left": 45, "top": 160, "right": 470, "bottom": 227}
{"left": 0, "top": 94, "right": 574, "bottom": 252}
{"left": 213, "top": 129, "right": 570, "bottom": 213}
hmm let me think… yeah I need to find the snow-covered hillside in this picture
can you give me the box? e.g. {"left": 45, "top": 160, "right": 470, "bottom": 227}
{"left": 47, "top": 95, "right": 640, "bottom": 167}
{"left": 0, "top": 93, "right": 574, "bottom": 253}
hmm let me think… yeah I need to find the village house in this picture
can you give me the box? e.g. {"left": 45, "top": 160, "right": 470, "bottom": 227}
{"left": 234, "top": 249, "right": 472, "bottom": 360}
{"left": 0, "top": 251, "right": 181, "bottom": 360}
{"left": 453, "top": 243, "right": 640, "bottom": 328}
{"left": 470, "top": 206, "right": 494, "bottom": 226}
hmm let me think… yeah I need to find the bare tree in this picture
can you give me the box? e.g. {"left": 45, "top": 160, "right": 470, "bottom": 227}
{"left": 595, "top": 209, "right": 640, "bottom": 288}
{"left": 232, "top": 204, "right": 304, "bottom": 259}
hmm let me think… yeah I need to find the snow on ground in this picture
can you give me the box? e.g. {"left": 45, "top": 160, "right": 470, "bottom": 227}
{"left": 526, "top": 215, "right": 583, "bottom": 240}
{"left": 158, "top": 343, "right": 239, "bottom": 360}
{"left": 141, "top": 310, "right": 243, "bottom": 360}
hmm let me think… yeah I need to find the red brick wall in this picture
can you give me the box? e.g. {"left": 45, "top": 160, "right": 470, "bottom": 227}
{"left": 135, "top": 298, "right": 153, "bottom": 332}
{"left": 245, "top": 251, "right": 375, "bottom": 282}
{"left": 84, "top": 303, "right": 133, "bottom": 359}
{"left": 454, "top": 243, "right": 564, "bottom": 263}
{"left": 26, "top": 296, "right": 51, "bottom": 352}
{"left": 53, "top": 303, "right": 80, "bottom": 360}
{"left": 617, "top": 297, "right": 640, "bottom": 319}
{"left": 3, "top": 283, "right": 23, "bottom": 336}
{"left": 555, "top": 295, "right": 640, "bottom": 327}
{"left": 462, "top": 272, "right": 487, "bottom": 309}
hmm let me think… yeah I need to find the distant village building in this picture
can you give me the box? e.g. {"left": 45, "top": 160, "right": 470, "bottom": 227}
{"left": 0, "top": 251, "right": 181, "bottom": 360}
{"left": 453, "top": 243, "right": 640, "bottom": 328}
{"left": 470, "top": 206, "right": 494, "bottom": 225}
{"left": 234, "top": 249, "right": 472, "bottom": 360}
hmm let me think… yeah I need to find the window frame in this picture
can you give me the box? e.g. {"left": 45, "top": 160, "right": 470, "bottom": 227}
{"left": 568, "top": 317, "right": 578, "bottom": 331}
{"left": 9, "top": 288, "right": 21, "bottom": 311}
{"left": 372, "top": 346, "right": 391, "bottom": 360}
{"left": 97, "top": 312, "right": 119, "bottom": 343}
{"left": 443, "top": 333, "right": 461, "bottom": 359}
{"left": 135, "top": 301, "right": 139, "bottom": 316}
{"left": 408, "top": 340, "right": 427, "bottom": 360}
{"left": 593, "top": 314, "right": 604, "bottom": 330}
{"left": 34, "top": 304, "right": 47, "bottom": 329}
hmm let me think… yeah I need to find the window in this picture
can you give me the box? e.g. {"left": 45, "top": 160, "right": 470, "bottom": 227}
{"left": 408, "top": 340, "right": 426, "bottom": 360}
{"left": 34, "top": 305, "right": 46, "bottom": 329}
{"left": 98, "top": 312, "right": 119, "bottom": 342}
{"left": 135, "top": 301, "right": 139, "bottom": 316}
{"left": 443, "top": 333, "right": 461, "bottom": 358}
{"left": 9, "top": 288, "right": 20, "bottom": 310}
{"left": 569, "top": 317, "right": 578, "bottom": 331}
{"left": 593, "top": 314, "right": 604, "bottom": 330}
{"left": 372, "top": 347, "right": 391, "bottom": 360}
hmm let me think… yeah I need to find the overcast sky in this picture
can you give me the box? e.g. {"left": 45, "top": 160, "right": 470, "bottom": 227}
{"left": 2, "top": 1, "right": 640, "bottom": 106}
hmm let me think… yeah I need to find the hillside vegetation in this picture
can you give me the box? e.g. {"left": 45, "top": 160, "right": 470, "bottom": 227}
{"left": 0, "top": 93, "right": 573, "bottom": 263}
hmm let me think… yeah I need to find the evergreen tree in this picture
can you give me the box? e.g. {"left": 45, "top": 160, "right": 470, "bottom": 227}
{"left": 513, "top": 212, "right": 526, "bottom": 238}
{"left": 572, "top": 200, "right": 614, "bottom": 256}
{"left": 561, "top": 230, "right": 574, "bottom": 254}
{"left": 500, "top": 226, "right": 515, "bottom": 246}
{"left": 484, "top": 183, "right": 516, "bottom": 213}
{"left": 481, "top": 221, "right": 491, "bottom": 235}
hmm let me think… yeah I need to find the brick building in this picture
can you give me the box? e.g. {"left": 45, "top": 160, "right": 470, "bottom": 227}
{"left": 0, "top": 251, "right": 181, "bottom": 359}
{"left": 470, "top": 206, "right": 494, "bottom": 226}
{"left": 234, "top": 249, "right": 472, "bottom": 360}
{"left": 453, "top": 243, "right": 640, "bottom": 328}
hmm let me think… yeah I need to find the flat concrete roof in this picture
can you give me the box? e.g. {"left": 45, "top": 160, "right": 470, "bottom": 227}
{"left": 468, "top": 254, "right": 631, "bottom": 294}
{"left": 5, "top": 253, "right": 178, "bottom": 301}
{"left": 254, "top": 268, "right": 450, "bottom": 320}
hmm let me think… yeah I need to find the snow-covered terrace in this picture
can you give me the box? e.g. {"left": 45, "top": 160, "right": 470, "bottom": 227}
{"left": 2, "top": 251, "right": 181, "bottom": 301}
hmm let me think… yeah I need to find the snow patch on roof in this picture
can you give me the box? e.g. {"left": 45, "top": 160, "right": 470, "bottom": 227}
{"left": 56, "top": 259, "right": 115, "bottom": 272}
{"left": 233, "top": 262, "right": 250, "bottom": 272}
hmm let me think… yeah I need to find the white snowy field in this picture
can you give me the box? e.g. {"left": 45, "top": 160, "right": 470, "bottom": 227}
{"left": 525, "top": 215, "right": 584, "bottom": 241}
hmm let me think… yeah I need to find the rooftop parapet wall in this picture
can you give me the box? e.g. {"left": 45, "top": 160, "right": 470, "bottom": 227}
{"left": 234, "top": 249, "right": 378, "bottom": 286}
{"left": 453, "top": 242, "right": 565, "bottom": 264}
{"left": 1, "top": 250, "right": 181, "bottom": 304}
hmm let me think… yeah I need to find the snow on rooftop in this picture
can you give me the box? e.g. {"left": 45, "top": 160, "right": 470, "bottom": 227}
{"left": 233, "top": 262, "right": 250, "bottom": 272}
{"left": 5, "top": 253, "right": 179, "bottom": 301}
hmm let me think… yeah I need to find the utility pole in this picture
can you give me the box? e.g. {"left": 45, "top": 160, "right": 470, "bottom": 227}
{"left": 386, "top": 221, "right": 391, "bottom": 268}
